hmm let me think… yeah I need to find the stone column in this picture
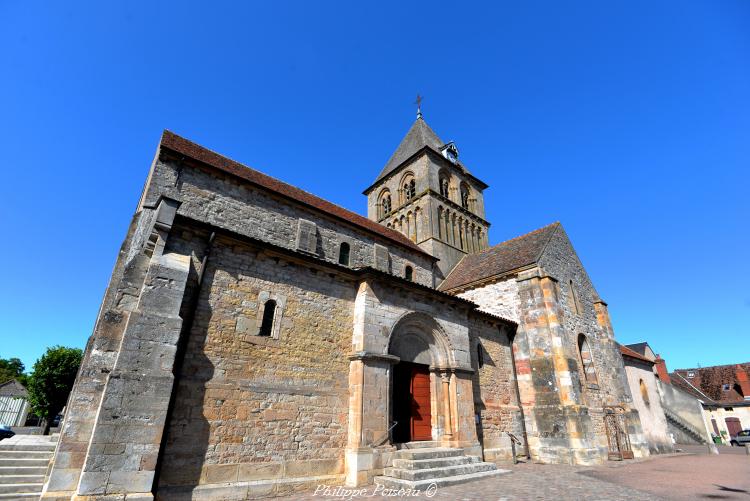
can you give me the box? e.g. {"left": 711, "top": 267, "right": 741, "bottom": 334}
{"left": 440, "top": 371, "right": 453, "bottom": 440}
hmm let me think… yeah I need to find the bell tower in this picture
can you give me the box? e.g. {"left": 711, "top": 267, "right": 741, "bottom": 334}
{"left": 363, "top": 113, "right": 491, "bottom": 279}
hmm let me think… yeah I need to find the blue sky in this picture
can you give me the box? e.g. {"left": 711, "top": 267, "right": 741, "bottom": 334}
{"left": 0, "top": 1, "right": 747, "bottom": 373}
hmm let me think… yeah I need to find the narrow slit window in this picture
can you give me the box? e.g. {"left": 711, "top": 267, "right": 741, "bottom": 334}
{"left": 259, "top": 300, "right": 276, "bottom": 337}
{"left": 477, "top": 343, "right": 484, "bottom": 369}
{"left": 404, "top": 266, "right": 413, "bottom": 281}
{"left": 338, "top": 242, "right": 350, "bottom": 266}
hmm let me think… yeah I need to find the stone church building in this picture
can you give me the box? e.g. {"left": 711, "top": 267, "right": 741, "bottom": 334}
{"left": 42, "top": 115, "right": 649, "bottom": 500}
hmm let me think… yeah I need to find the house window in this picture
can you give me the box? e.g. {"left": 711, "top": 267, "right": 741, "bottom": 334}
{"left": 259, "top": 300, "right": 276, "bottom": 337}
{"left": 477, "top": 343, "right": 484, "bottom": 369}
{"left": 722, "top": 383, "right": 731, "bottom": 391}
{"left": 578, "top": 334, "right": 597, "bottom": 384}
{"left": 338, "top": 242, "right": 350, "bottom": 266}
{"left": 687, "top": 371, "right": 695, "bottom": 378}
{"left": 640, "top": 379, "right": 650, "bottom": 406}
{"left": 404, "top": 265, "right": 413, "bottom": 281}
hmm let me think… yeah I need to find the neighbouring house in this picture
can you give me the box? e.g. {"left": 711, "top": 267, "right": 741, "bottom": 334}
{"left": 0, "top": 379, "right": 30, "bottom": 427}
{"left": 42, "top": 114, "right": 649, "bottom": 501}
{"left": 619, "top": 344, "right": 673, "bottom": 453}
{"left": 625, "top": 343, "right": 710, "bottom": 445}
{"left": 670, "top": 363, "right": 750, "bottom": 445}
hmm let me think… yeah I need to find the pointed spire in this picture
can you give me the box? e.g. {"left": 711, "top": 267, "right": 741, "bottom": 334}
{"left": 414, "top": 94, "right": 423, "bottom": 120}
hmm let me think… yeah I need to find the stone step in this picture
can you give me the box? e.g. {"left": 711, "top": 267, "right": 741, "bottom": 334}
{"left": 385, "top": 461, "right": 497, "bottom": 481}
{"left": 394, "top": 447, "right": 464, "bottom": 460}
{"left": 0, "top": 482, "right": 43, "bottom": 494}
{"left": 392, "top": 455, "right": 479, "bottom": 470}
{"left": 0, "top": 443, "right": 56, "bottom": 452}
{"left": 0, "top": 493, "right": 39, "bottom": 499}
{"left": 0, "top": 474, "right": 45, "bottom": 484}
{"left": 375, "top": 468, "right": 510, "bottom": 490}
{"left": 396, "top": 441, "right": 442, "bottom": 449}
{"left": 0, "top": 466, "right": 47, "bottom": 476}
{"left": 0, "top": 450, "right": 53, "bottom": 459}
{"left": 0, "top": 458, "right": 49, "bottom": 467}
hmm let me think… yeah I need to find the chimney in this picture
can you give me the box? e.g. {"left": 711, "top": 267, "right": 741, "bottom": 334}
{"left": 654, "top": 355, "right": 670, "bottom": 383}
{"left": 735, "top": 366, "right": 750, "bottom": 399}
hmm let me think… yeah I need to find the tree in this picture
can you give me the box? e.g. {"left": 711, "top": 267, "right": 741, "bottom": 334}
{"left": 0, "top": 357, "right": 26, "bottom": 386}
{"left": 27, "top": 346, "right": 83, "bottom": 434}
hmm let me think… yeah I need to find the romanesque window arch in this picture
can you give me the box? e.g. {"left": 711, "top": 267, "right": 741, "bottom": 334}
{"left": 439, "top": 171, "right": 451, "bottom": 198}
{"left": 460, "top": 183, "right": 470, "bottom": 210}
{"left": 259, "top": 299, "right": 277, "bottom": 337}
{"left": 640, "top": 379, "right": 650, "bottom": 406}
{"left": 338, "top": 242, "right": 350, "bottom": 266}
{"left": 404, "top": 265, "right": 413, "bottom": 281}
{"left": 401, "top": 172, "right": 416, "bottom": 203}
{"left": 379, "top": 189, "right": 392, "bottom": 218}
{"left": 578, "top": 334, "right": 597, "bottom": 384}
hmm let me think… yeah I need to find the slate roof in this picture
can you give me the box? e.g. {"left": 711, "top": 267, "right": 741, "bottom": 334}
{"left": 0, "top": 379, "right": 28, "bottom": 398}
{"left": 365, "top": 117, "right": 481, "bottom": 193}
{"left": 159, "top": 131, "right": 434, "bottom": 259}
{"left": 625, "top": 342, "right": 651, "bottom": 357}
{"left": 439, "top": 222, "right": 561, "bottom": 291}
{"left": 376, "top": 117, "right": 445, "bottom": 182}
{"left": 619, "top": 344, "right": 655, "bottom": 364}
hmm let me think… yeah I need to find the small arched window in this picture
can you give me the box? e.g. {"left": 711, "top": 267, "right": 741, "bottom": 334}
{"left": 259, "top": 300, "right": 276, "bottom": 337}
{"left": 439, "top": 176, "right": 450, "bottom": 198}
{"left": 477, "top": 343, "right": 484, "bottom": 369}
{"left": 578, "top": 334, "right": 597, "bottom": 384}
{"left": 338, "top": 242, "right": 350, "bottom": 266}
{"left": 379, "top": 190, "right": 392, "bottom": 217}
{"left": 640, "top": 379, "right": 650, "bottom": 406}
{"left": 460, "top": 183, "right": 470, "bottom": 210}
{"left": 404, "top": 266, "right": 413, "bottom": 281}
{"left": 401, "top": 173, "right": 416, "bottom": 202}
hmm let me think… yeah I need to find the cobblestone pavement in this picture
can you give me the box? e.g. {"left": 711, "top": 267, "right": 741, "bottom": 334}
{"left": 275, "top": 447, "right": 750, "bottom": 501}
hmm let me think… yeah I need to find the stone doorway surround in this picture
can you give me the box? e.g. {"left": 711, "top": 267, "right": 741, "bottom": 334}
{"left": 344, "top": 284, "right": 480, "bottom": 487}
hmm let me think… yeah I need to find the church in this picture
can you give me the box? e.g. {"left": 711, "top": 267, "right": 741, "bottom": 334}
{"left": 42, "top": 113, "right": 650, "bottom": 500}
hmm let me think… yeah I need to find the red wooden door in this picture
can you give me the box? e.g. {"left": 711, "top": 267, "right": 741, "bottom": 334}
{"left": 725, "top": 417, "right": 742, "bottom": 438}
{"left": 410, "top": 366, "right": 432, "bottom": 441}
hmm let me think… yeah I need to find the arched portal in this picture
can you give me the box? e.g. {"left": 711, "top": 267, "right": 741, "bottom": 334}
{"left": 387, "top": 313, "right": 453, "bottom": 443}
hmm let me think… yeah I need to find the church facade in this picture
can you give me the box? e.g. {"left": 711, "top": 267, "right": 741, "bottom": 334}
{"left": 42, "top": 116, "right": 649, "bottom": 500}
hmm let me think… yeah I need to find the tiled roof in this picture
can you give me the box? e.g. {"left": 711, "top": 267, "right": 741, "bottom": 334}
{"left": 619, "top": 344, "right": 654, "bottom": 364}
{"left": 439, "top": 222, "right": 560, "bottom": 291}
{"left": 669, "top": 372, "right": 713, "bottom": 402}
{"left": 671, "top": 363, "right": 750, "bottom": 404}
{"left": 159, "top": 131, "right": 434, "bottom": 259}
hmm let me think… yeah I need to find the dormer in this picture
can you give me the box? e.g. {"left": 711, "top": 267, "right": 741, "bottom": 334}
{"left": 440, "top": 142, "right": 459, "bottom": 164}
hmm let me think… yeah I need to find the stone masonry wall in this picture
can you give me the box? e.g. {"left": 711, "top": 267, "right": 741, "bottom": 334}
{"left": 156, "top": 234, "right": 356, "bottom": 494}
{"left": 457, "top": 278, "right": 519, "bottom": 322}
{"left": 141, "top": 155, "right": 435, "bottom": 287}
{"left": 468, "top": 317, "right": 523, "bottom": 461}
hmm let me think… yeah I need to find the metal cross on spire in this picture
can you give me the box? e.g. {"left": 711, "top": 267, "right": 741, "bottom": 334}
{"left": 414, "top": 94, "right": 423, "bottom": 119}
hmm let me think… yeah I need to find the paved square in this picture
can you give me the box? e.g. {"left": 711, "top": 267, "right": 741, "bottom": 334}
{"left": 276, "top": 447, "right": 750, "bottom": 501}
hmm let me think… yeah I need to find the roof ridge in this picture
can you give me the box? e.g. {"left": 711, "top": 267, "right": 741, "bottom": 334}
{"left": 490, "top": 221, "right": 561, "bottom": 251}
